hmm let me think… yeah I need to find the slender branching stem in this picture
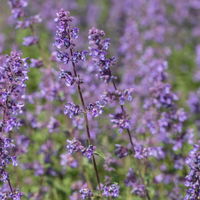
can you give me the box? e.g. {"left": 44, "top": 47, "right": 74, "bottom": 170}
{"left": 7, "top": 177, "right": 14, "bottom": 193}
{"left": 69, "top": 48, "right": 101, "bottom": 191}
{"left": 110, "top": 71, "right": 151, "bottom": 200}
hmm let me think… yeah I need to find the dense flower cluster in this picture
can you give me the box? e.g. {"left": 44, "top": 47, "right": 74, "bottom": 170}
{"left": 0, "top": 51, "right": 29, "bottom": 199}
{"left": 184, "top": 142, "right": 200, "bottom": 200}
{"left": 0, "top": 138, "right": 16, "bottom": 182}
{"left": 88, "top": 27, "right": 116, "bottom": 82}
{"left": 0, "top": 52, "right": 28, "bottom": 132}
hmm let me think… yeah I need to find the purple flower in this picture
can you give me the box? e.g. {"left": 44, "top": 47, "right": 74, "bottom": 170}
{"left": 134, "top": 144, "right": 149, "bottom": 160}
{"left": 59, "top": 70, "right": 75, "bottom": 87}
{"left": 88, "top": 27, "right": 116, "bottom": 82}
{"left": 8, "top": 190, "right": 22, "bottom": 200}
{"left": 86, "top": 102, "right": 103, "bottom": 117}
{"left": 0, "top": 171, "right": 9, "bottom": 183}
{"left": 150, "top": 83, "right": 178, "bottom": 108}
{"left": 60, "top": 153, "right": 78, "bottom": 168}
{"left": 66, "top": 139, "right": 84, "bottom": 154}
{"left": 8, "top": 0, "right": 27, "bottom": 19}
{"left": 102, "top": 183, "right": 120, "bottom": 198}
{"left": 110, "top": 112, "right": 130, "bottom": 133}
{"left": 30, "top": 58, "right": 43, "bottom": 68}
{"left": 64, "top": 103, "right": 82, "bottom": 119}
{"left": 115, "top": 144, "right": 129, "bottom": 158}
{"left": 125, "top": 168, "right": 146, "bottom": 197}
{"left": 0, "top": 51, "right": 29, "bottom": 132}
{"left": 0, "top": 137, "right": 16, "bottom": 181}
{"left": 79, "top": 188, "right": 93, "bottom": 199}
{"left": 56, "top": 51, "right": 69, "bottom": 64}
{"left": 104, "top": 155, "right": 119, "bottom": 172}
{"left": 22, "top": 36, "right": 39, "bottom": 46}
{"left": 16, "top": 15, "right": 42, "bottom": 29}
{"left": 184, "top": 142, "right": 200, "bottom": 200}
{"left": 188, "top": 89, "right": 200, "bottom": 116}
{"left": 54, "top": 9, "right": 74, "bottom": 49}
{"left": 82, "top": 145, "right": 96, "bottom": 160}
{"left": 32, "top": 162, "right": 44, "bottom": 176}
{"left": 70, "top": 28, "right": 79, "bottom": 39}
{"left": 47, "top": 117, "right": 60, "bottom": 133}
{"left": 101, "top": 88, "right": 134, "bottom": 105}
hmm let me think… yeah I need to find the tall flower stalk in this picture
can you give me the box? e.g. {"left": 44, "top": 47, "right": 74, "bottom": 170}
{"left": 88, "top": 27, "right": 151, "bottom": 199}
{"left": 54, "top": 9, "right": 101, "bottom": 192}
{"left": 0, "top": 51, "right": 29, "bottom": 199}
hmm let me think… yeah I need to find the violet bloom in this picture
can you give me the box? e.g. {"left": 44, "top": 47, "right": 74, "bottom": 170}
{"left": 125, "top": 168, "right": 146, "bottom": 197}
{"left": 79, "top": 188, "right": 93, "bottom": 200}
{"left": 66, "top": 139, "right": 84, "bottom": 154}
{"left": 110, "top": 113, "right": 131, "bottom": 133}
{"left": 115, "top": 144, "right": 129, "bottom": 158}
{"left": 64, "top": 103, "right": 82, "bottom": 119}
{"left": 100, "top": 88, "right": 134, "bottom": 106}
{"left": 54, "top": 9, "right": 75, "bottom": 51}
{"left": 0, "top": 189, "right": 22, "bottom": 200}
{"left": 150, "top": 83, "right": 178, "bottom": 108}
{"left": 86, "top": 102, "right": 103, "bottom": 117}
{"left": 30, "top": 58, "right": 43, "bottom": 68}
{"left": 88, "top": 27, "right": 116, "bottom": 82}
{"left": 0, "top": 51, "right": 29, "bottom": 132}
{"left": 134, "top": 144, "right": 164, "bottom": 160}
{"left": 47, "top": 117, "right": 60, "bottom": 133}
{"left": 60, "top": 153, "right": 78, "bottom": 169}
{"left": 188, "top": 90, "right": 200, "bottom": 114}
{"left": 8, "top": 0, "right": 27, "bottom": 19}
{"left": 22, "top": 36, "right": 39, "bottom": 46}
{"left": 59, "top": 70, "right": 75, "bottom": 87}
{"left": 16, "top": 15, "right": 42, "bottom": 29}
{"left": 104, "top": 155, "right": 119, "bottom": 172}
{"left": 8, "top": 0, "right": 41, "bottom": 29}
{"left": 81, "top": 145, "right": 96, "bottom": 160}
{"left": 102, "top": 183, "right": 120, "bottom": 198}
{"left": 0, "top": 138, "right": 16, "bottom": 182}
{"left": 0, "top": 51, "right": 28, "bottom": 199}
{"left": 66, "top": 139, "right": 95, "bottom": 160}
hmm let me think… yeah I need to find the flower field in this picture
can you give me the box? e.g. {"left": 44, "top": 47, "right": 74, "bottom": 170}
{"left": 0, "top": 0, "right": 200, "bottom": 199}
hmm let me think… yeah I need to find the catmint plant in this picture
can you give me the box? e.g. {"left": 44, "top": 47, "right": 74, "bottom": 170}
{"left": 54, "top": 9, "right": 102, "bottom": 194}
